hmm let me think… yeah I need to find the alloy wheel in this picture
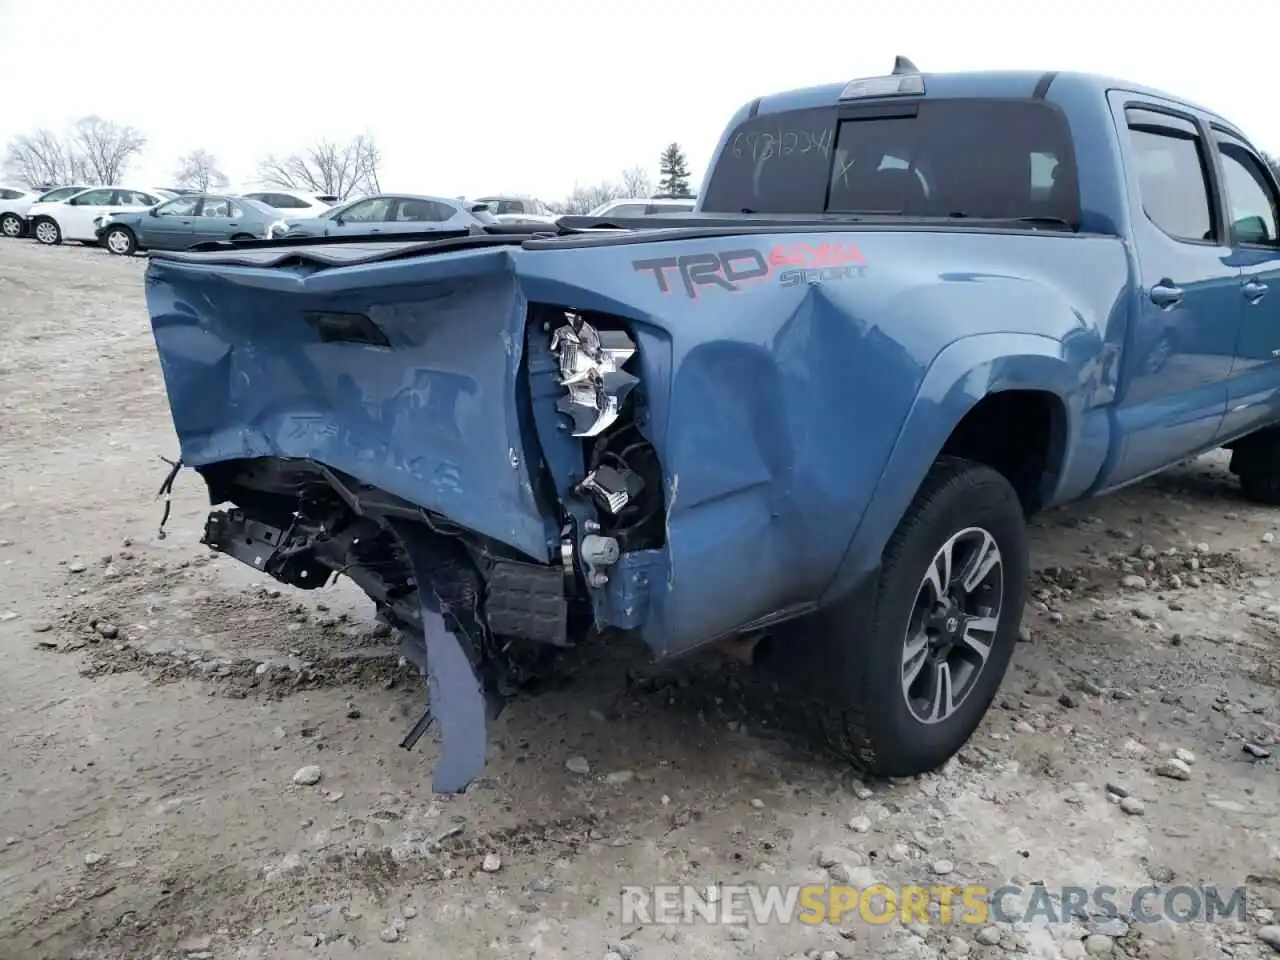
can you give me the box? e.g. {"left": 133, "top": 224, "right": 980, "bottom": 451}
{"left": 901, "top": 526, "right": 1004, "bottom": 724}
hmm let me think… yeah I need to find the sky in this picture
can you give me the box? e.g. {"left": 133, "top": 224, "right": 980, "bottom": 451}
{"left": 2, "top": 0, "right": 1278, "bottom": 202}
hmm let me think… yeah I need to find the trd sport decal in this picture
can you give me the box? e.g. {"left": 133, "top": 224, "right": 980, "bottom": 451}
{"left": 632, "top": 242, "right": 866, "bottom": 298}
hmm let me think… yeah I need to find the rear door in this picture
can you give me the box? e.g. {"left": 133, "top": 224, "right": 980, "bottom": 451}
{"left": 1210, "top": 127, "right": 1280, "bottom": 439}
{"left": 191, "top": 196, "right": 235, "bottom": 244}
{"left": 1099, "top": 94, "right": 1241, "bottom": 487}
{"left": 399, "top": 199, "right": 458, "bottom": 232}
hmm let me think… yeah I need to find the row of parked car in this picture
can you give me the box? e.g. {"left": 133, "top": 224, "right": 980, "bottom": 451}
{"left": 0, "top": 183, "right": 698, "bottom": 255}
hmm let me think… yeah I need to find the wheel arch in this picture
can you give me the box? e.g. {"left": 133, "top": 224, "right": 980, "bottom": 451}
{"left": 820, "top": 332, "right": 1087, "bottom": 606}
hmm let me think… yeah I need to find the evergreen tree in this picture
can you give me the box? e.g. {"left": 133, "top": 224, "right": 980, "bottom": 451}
{"left": 657, "top": 143, "right": 692, "bottom": 196}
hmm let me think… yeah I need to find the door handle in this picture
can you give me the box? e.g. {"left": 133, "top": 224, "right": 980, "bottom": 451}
{"left": 1149, "top": 283, "right": 1184, "bottom": 308}
{"left": 1243, "top": 280, "right": 1269, "bottom": 303}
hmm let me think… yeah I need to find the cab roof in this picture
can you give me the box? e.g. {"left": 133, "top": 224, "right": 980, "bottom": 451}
{"left": 751, "top": 69, "right": 1231, "bottom": 129}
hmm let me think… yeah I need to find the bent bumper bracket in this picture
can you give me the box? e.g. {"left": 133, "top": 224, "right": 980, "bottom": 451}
{"left": 388, "top": 518, "right": 500, "bottom": 794}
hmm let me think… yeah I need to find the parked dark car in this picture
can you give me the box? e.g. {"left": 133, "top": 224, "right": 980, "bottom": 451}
{"left": 96, "top": 194, "right": 284, "bottom": 255}
{"left": 274, "top": 193, "right": 497, "bottom": 239}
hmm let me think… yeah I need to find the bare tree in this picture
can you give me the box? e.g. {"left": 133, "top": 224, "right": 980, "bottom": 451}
{"left": 256, "top": 133, "right": 383, "bottom": 200}
{"left": 70, "top": 116, "right": 147, "bottom": 185}
{"left": 549, "top": 180, "right": 626, "bottom": 215}
{"left": 173, "top": 148, "right": 229, "bottom": 192}
{"left": 620, "top": 165, "right": 653, "bottom": 198}
{"left": 352, "top": 134, "right": 381, "bottom": 194}
{"left": 3, "top": 128, "right": 89, "bottom": 187}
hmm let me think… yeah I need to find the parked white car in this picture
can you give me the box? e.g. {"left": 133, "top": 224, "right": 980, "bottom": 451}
{"left": 587, "top": 197, "right": 697, "bottom": 218}
{"left": 475, "top": 195, "right": 558, "bottom": 226}
{"left": 27, "top": 186, "right": 171, "bottom": 245}
{"left": 240, "top": 189, "right": 340, "bottom": 218}
{"left": 0, "top": 185, "right": 86, "bottom": 238}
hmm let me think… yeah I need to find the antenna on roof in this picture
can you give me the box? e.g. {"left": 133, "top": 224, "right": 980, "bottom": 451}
{"left": 892, "top": 55, "right": 920, "bottom": 75}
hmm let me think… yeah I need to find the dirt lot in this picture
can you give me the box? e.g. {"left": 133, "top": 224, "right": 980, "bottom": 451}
{"left": 1, "top": 240, "right": 1278, "bottom": 960}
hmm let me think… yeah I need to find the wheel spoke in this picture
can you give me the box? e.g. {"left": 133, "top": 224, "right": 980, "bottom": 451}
{"left": 928, "top": 661, "right": 956, "bottom": 721}
{"left": 960, "top": 616, "right": 996, "bottom": 661}
{"left": 902, "top": 630, "right": 929, "bottom": 690}
{"left": 960, "top": 531, "right": 1001, "bottom": 593}
{"left": 924, "top": 539, "right": 953, "bottom": 601}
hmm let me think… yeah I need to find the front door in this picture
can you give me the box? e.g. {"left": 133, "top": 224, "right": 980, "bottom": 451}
{"left": 330, "top": 197, "right": 394, "bottom": 235}
{"left": 61, "top": 188, "right": 114, "bottom": 240}
{"left": 147, "top": 196, "right": 200, "bottom": 249}
{"left": 1098, "top": 95, "right": 1241, "bottom": 489}
{"left": 1211, "top": 127, "right": 1280, "bottom": 439}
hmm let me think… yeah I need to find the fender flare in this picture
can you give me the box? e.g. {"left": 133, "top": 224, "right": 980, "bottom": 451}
{"left": 819, "top": 331, "right": 1082, "bottom": 605}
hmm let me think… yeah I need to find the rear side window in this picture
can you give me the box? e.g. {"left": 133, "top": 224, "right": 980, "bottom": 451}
{"left": 703, "top": 98, "right": 1079, "bottom": 223}
{"left": 1214, "top": 133, "right": 1280, "bottom": 246}
{"left": 249, "top": 192, "right": 310, "bottom": 209}
{"left": 1125, "top": 110, "right": 1213, "bottom": 242}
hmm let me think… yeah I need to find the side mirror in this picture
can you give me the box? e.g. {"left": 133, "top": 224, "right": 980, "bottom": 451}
{"left": 1234, "top": 215, "right": 1271, "bottom": 245}
{"left": 149, "top": 208, "right": 160, "bottom": 217}
{"left": 333, "top": 215, "right": 345, "bottom": 226}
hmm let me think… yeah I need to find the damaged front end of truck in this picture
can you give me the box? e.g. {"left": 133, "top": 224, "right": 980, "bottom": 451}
{"left": 145, "top": 239, "right": 672, "bottom": 793}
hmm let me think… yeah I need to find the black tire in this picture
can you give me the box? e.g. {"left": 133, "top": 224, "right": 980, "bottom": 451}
{"left": 1230, "top": 430, "right": 1280, "bottom": 505}
{"left": 775, "top": 456, "right": 1028, "bottom": 776}
{"left": 31, "top": 217, "right": 61, "bottom": 246}
{"left": 0, "top": 212, "right": 23, "bottom": 239}
{"left": 103, "top": 225, "right": 137, "bottom": 256}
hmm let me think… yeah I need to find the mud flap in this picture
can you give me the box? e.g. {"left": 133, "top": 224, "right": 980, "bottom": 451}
{"left": 388, "top": 519, "right": 501, "bottom": 794}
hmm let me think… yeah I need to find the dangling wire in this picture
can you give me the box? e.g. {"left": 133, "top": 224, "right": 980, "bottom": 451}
{"left": 155, "top": 455, "right": 183, "bottom": 539}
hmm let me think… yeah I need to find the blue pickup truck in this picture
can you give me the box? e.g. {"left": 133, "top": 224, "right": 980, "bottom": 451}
{"left": 143, "top": 60, "right": 1280, "bottom": 792}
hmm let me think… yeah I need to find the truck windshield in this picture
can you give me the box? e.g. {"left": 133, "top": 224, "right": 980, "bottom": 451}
{"left": 702, "top": 97, "right": 1080, "bottom": 225}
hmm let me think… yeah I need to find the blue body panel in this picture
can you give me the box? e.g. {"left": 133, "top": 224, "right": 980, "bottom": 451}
{"left": 147, "top": 226, "right": 1129, "bottom": 657}
{"left": 145, "top": 66, "right": 1280, "bottom": 662}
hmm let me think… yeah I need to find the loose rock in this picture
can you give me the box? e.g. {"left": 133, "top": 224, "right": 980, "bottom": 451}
{"left": 1119, "top": 796, "right": 1145, "bottom": 816}
{"left": 1154, "top": 758, "right": 1192, "bottom": 781}
{"left": 975, "top": 926, "right": 1002, "bottom": 946}
{"left": 1173, "top": 747, "right": 1196, "bottom": 765}
{"left": 931, "top": 859, "right": 954, "bottom": 876}
{"left": 1083, "top": 933, "right": 1113, "bottom": 955}
{"left": 1256, "top": 925, "right": 1280, "bottom": 951}
{"left": 292, "top": 765, "right": 323, "bottom": 786}
{"left": 847, "top": 815, "right": 871, "bottom": 834}
{"left": 378, "top": 928, "right": 400, "bottom": 943}
{"left": 1244, "top": 743, "right": 1272, "bottom": 759}
{"left": 565, "top": 756, "right": 590, "bottom": 775}
{"left": 482, "top": 852, "right": 502, "bottom": 872}
{"left": 1119, "top": 575, "right": 1148, "bottom": 590}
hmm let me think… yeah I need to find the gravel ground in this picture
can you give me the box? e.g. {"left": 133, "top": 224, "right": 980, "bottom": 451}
{"left": 1, "top": 240, "right": 1279, "bottom": 960}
